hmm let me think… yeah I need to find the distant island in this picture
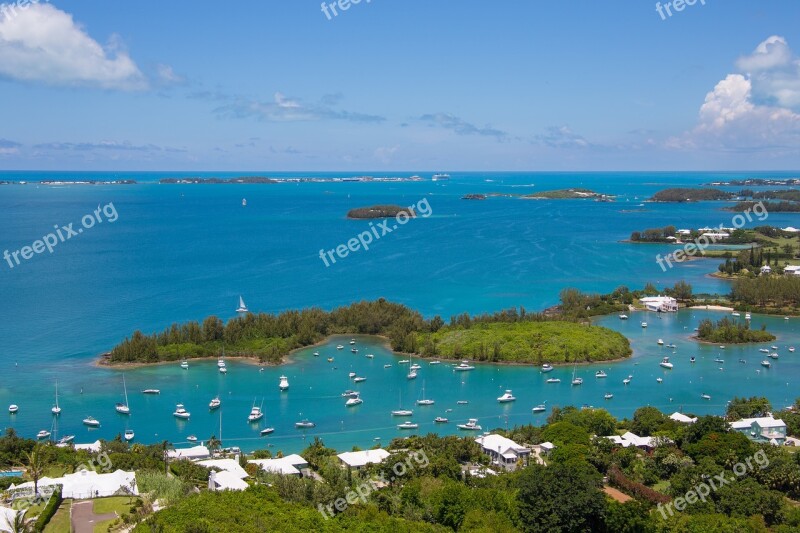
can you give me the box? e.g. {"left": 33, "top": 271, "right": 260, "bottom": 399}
{"left": 649, "top": 188, "right": 734, "bottom": 202}
{"left": 706, "top": 178, "right": 800, "bottom": 187}
{"left": 725, "top": 200, "right": 800, "bottom": 213}
{"left": 160, "top": 176, "right": 278, "bottom": 184}
{"left": 461, "top": 188, "right": 613, "bottom": 201}
{"left": 347, "top": 205, "right": 416, "bottom": 219}
{"left": 462, "top": 194, "right": 487, "bottom": 200}
{"left": 159, "top": 175, "right": 427, "bottom": 184}
{"left": 0, "top": 179, "right": 137, "bottom": 185}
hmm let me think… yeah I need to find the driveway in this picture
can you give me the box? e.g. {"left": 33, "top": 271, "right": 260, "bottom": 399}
{"left": 71, "top": 500, "right": 118, "bottom": 533}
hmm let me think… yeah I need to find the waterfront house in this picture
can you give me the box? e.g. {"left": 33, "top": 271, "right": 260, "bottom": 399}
{"left": 474, "top": 434, "right": 531, "bottom": 471}
{"left": 669, "top": 412, "right": 698, "bottom": 424}
{"left": 730, "top": 416, "right": 787, "bottom": 445}
{"left": 198, "top": 458, "right": 249, "bottom": 480}
{"left": 167, "top": 445, "right": 211, "bottom": 461}
{"left": 640, "top": 296, "right": 678, "bottom": 313}
{"left": 337, "top": 449, "right": 391, "bottom": 471}
{"left": 208, "top": 470, "right": 248, "bottom": 491}
{"left": 700, "top": 232, "right": 730, "bottom": 240}
{"left": 249, "top": 454, "right": 310, "bottom": 477}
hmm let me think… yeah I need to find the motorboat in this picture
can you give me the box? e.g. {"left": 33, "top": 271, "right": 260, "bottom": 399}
{"left": 771, "top": 345, "right": 779, "bottom": 350}
{"left": 641, "top": 322, "right": 647, "bottom": 328}
{"left": 429, "top": 360, "right": 441, "bottom": 365}
{"left": 732, "top": 311, "right": 741, "bottom": 317}
{"left": 346, "top": 396, "right": 363, "bottom": 407}
{"left": 714, "top": 358, "right": 724, "bottom": 363}
{"left": 719, "top": 345, "right": 725, "bottom": 349}
{"left": 541, "top": 364, "right": 554, "bottom": 373}
{"left": 295, "top": 420, "right": 315, "bottom": 429}
{"left": 180, "top": 361, "right": 189, "bottom": 370}
{"left": 397, "top": 422, "right": 418, "bottom": 430}
{"left": 8, "top": 404, "right": 18, "bottom": 414}
{"left": 623, "top": 377, "right": 631, "bottom": 385}
{"left": 454, "top": 361, "right": 475, "bottom": 371}
{"left": 341, "top": 390, "right": 359, "bottom": 398}
{"left": 604, "top": 393, "right": 614, "bottom": 399}
{"left": 657, "top": 339, "right": 664, "bottom": 345}
{"left": 595, "top": 370, "right": 607, "bottom": 378}
{"left": 701, "top": 393, "right": 711, "bottom": 400}
{"left": 313, "top": 351, "right": 320, "bottom": 357}
{"left": 173, "top": 404, "right": 191, "bottom": 420}
{"left": 497, "top": 390, "right": 516, "bottom": 403}
{"left": 434, "top": 417, "right": 449, "bottom": 423}
{"left": 456, "top": 400, "right": 469, "bottom": 405}
{"left": 399, "top": 360, "right": 410, "bottom": 364}
{"left": 209, "top": 397, "right": 221, "bottom": 410}
{"left": 384, "top": 364, "right": 392, "bottom": 368}
{"left": 769, "top": 353, "right": 779, "bottom": 360}
{"left": 546, "top": 378, "right": 561, "bottom": 384}
{"left": 410, "top": 364, "right": 421, "bottom": 370}
{"left": 142, "top": 389, "right": 160, "bottom": 395}
{"left": 187, "top": 435, "right": 198, "bottom": 443}
{"left": 260, "top": 428, "right": 275, "bottom": 436}
{"left": 532, "top": 404, "right": 546, "bottom": 413}
{"left": 351, "top": 348, "right": 358, "bottom": 354}
{"left": 350, "top": 339, "right": 356, "bottom": 345}
{"left": 83, "top": 416, "right": 100, "bottom": 427}
{"left": 619, "top": 314, "right": 628, "bottom": 320}
{"left": 392, "top": 409, "right": 413, "bottom": 416}
{"left": 365, "top": 354, "right": 374, "bottom": 359}
{"left": 745, "top": 313, "right": 751, "bottom": 320}
{"left": 656, "top": 378, "right": 663, "bottom": 383}
{"left": 279, "top": 375, "right": 289, "bottom": 391}
{"left": 760, "top": 348, "right": 770, "bottom": 353}
{"left": 353, "top": 376, "right": 367, "bottom": 383}
{"left": 58, "top": 435, "right": 74, "bottom": 445}
{"left": 790, "top": 347, "right": 796, "bottom": 352}
{"left": 690, "top": 357, "right": 696, "bottom": 363}
{"left": 457, "top": 418, "right": 482, "bottom": 431}
{"left": 761, "top": 360, "right": 771, "bottom": 368}
{"left": 349, "top": 372, "right": 357, "bottom": 378}
{"left": 36, "top": 430, "right": 51, "bottom": 440}
{"left": 337, "top": 345, "right": 344, "bottom": 350}
{"left": 660, "top": 357, "right": 674, "bottom": 369}
{"left": 217, "top": 358, "right": 226, "bottom": 368}
{"left": 124, "top": 430, "right": 135, "bottom": 441}
{"left": 219, "top": 366, "right": 227, "bottom": 374}
{"left": 248, "top": 404, "right": 264, "bottom": 423}
{"left": 327, "top": 357, "right": 334, "bottom": 362}
{"left": 407, "top": 370, "right": 418, "bottom": 380}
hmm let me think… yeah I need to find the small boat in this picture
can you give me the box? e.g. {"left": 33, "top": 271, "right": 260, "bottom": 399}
{"left": 346, "top": 396, "right": 363, "bottom": 407}
{"left": 124, "top": 429, "right": 135, "bottom": 441}
{"left": 701, "top": 393, "right": 711, "bottom": 400}
{"left": 327, "top": 357, "right": 334, "bottom": 362}
{"left": 429, "top": 360, "right": 441, "bottom": 365}
{"left": 83, "top": 416, "right": 100, "bottom": 427}
{"left": 666, "top": 343, "right": 676, "bottom": 349}
{"left": 279, "top": 375, "right": 289, "bottom": 391}
{"left": 398, "top": 422, "right": 418, "bottom": 430}
{"left": 350, "top": 339, "right": 356, "bottom": 345}
{"left": 142, "top": 389, "right": 160, "bottom": 395}
{"left": 657, "top": 339, "right": 664, "bottom": 345}
{"left": 771, "top": 345, "right": 779, "bottom": 351}
{"left": 532, "top": 404, "right": 546, "bottom": 413}
{"left": 619, "top": 314, "right": 628, "bottom": 320}
{"left": 454, "top": 361, "right": 475, "bottom": 371}
{"left": 416, "top": 382, "right": 434, "bottom": 405}
{"left": 236, "top": 296, "right": 248, "bottom": 313}
{"left": 623, "top": 377, "right": 631, "bottom": 385}
{"left": 595, "top": 370, "right": 607, "bottom": 378}
{"left": 115, "top": 375, "right": 131, "bottom": 414}
{"left": 497, "top": 390, "right": 516, "bottom": 403}
{"left": 456, "top": 400, "right": 469, "bottom": 405}
{"left": 260, "top": 428, "right": 275, "bottom": 436}
{"left": 656, "top": 378, "right": 663, "bottom": 383}
{"left": 732, "top": 311, "right": 741, "bottom": 317}
{"left": 761, "top": 360, "right": 771, "bottom": 368}
{"left": 383, "top": 364, "right": 392, "bottom": 368}
{"left": 248, "top": 403, "right": 264, "bottom": 423}
{"left": 745, "top": 313, "right": 751, "bottom": 320}
{"left": 209, "top": 398, "right": 221, "bottom": 410}
{"left": 739, "top": 359, "right": 747, "bottom": 364}
{"left": 572, "top": 377, "right": 584, "bottom": 386}
{"left": 36, "top": 430, "right": 51, "bottom": 440}
{"left": 604, "top": 393, "right": 614, "bottom": 400}
{"left": 242, "top": 197, "right": 247, "bottom": 207}
{"left": 173, "top": 404, "right": 190, "bottom": 419}
{"left": 351, "top": 348, "right": 358, "bottom": 354}
{"left": 313, "top": 351, "right": 320, "bottom": 357}
{"left": 410, "top": 364, "right": 421, "bottom": 370}
{"left": 790, "top": 347, "right": 796, "bottom": 352}
{"left": 217, "top": 358, "right": 226, "bottom": 368}
{"left": 541, "top": 364, "right": 554, "bottom": 373}
{"left": 180, "top": 361, "right": 189, "bottom": 370}
{"left": 434, "top": 416, "right": 449, "bottom": 423}
{"left": 392, "top": 409, "right": 414, "bottom": 416}
{"left": 641, "top": 322, "right": 647, "bottom": 328}
{"left": 58, "top": 435, "right": 74, "bottom": 445}
{"left": 769, "top": 353, "right": 779, "bottom": 359}
{"left": 760, "top": 348, "right": 770, "bottom": 353}
{"left": 719, "top": 345, "right": 725, "bottom": 349}
{"left": 365, "top": 354, "right": 374, "bottom": 359}
{"left": 407, "top": 370, "right": 418, "bottom": 380}
{"left": 398, "top": 360, "right": 410, "bottom": 364}
{"left": 51, "top": 381, "right": 61, "bottom": 416}
{"left": 714, "top": 358, "right": 724, "bottom": 364}
{"left": 219, "top": 366, "right": 227, "bottom": 374}
{"left": 786, "top": 316, "right": 790, "bottom": 320}
{"left": 341, "top": 390, "right": 359, "bottom": 398}
{"left": 546, "top": 378, "right": 561, "bottom": 384}
{"left": 353, "top": 376, "right": 367, "bottom": 383}
{"left": 337, "top": 345, "right": 344, "bottom": 350}
{"left": 690, "top": 357, "right": 696, "bottom": 363}
{"left": 457, "top": 418, "right": 482, "bottom": 431}
{"left": 187, "top": 435, "right": 198, "bottom": 443}
{"left": 660, "top": 357, "right": 674, "bottom": 369}
{"left": 295, "top": 420, "right": 315, "bottom": 429}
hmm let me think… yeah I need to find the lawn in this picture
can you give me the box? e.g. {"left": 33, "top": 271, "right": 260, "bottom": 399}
{"left": 93, "top": 518, "right": 120, "bottom": 533}
{"left": 93, "top": 496, "right": 132, "bottom": 515}
{"left": 43, "top": 499, "right": 71, "bottom": 533}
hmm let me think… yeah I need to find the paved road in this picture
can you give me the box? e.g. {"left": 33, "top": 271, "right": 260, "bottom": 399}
{"left": 71, "top": 501, "right": 117, "bottom": 533}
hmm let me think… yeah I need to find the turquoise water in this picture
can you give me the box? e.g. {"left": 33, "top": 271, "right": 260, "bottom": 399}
{"left": 0, "top": 471, "right": 23, "bottom": 478}
{"left": 1, "top": 171, "right": 799, "bottom": 453}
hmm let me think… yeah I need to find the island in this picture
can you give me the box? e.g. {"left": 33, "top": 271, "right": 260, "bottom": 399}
{"left": 695, "top": 317, "right": 775, "bottom": 344}
{"left": 346, "top": 205, "right": 415, "bottom": 219}
{"left": 649, "top": 188, "right": 735, "bottom": 202}
{"left": 461, "top": 194, "right": 487, "bottom": 200}
{"left": 725, "top": 200, "right": 800, "bottom": 213}
{"left": 706, "top": 178, "right": 800, "bottom": 187}
{"left": 523, "top": 188, "right": 611, "bottom": 200}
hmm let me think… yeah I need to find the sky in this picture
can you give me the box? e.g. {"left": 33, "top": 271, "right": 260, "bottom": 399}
{"left": 0, "top": 0, "right": 799, "bottom": 172}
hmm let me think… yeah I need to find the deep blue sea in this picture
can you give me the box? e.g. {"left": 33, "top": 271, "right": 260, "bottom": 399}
{"left": 1, "top": 170, "right": 799, "bottom": 452}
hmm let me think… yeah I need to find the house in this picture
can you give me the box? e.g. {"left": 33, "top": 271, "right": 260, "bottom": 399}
{"left": 167, "top": 445, "right": 210, "bottom": 461}
{"left": 784, "top": 265, "right": 800, "bottom": 276}
{"left": 700, "top": 232, "right": 730, "bottom": 240}
{"left": 11, "top": 469, "right": 137, "bottom": 500}
{"left": 640, "top": 296, "right": 679, "bottom": 313}
{"left": 604, "top": 432, "right": 667, "bottom": 450}
{"left": 208, "top": 470, "right": 248, "bottom": 492}
{"left": 58, "top": 440, "right": 102, "bottom": 453}
{"left": 730, "top": 416, "right": 787, "bottom": 445}
{"left": 539, "top": 442, "right": 556, "bottom": 455}
{"left": 197, "top": 458, "right": 248, "bottom": 481}
{"left": 474, "top": 434, "right": 531, "bottom": 471}
{"left": 669, "top": 412, "right": 698, "bottom": 424}
{"left": 761, "top": 265, "right": 772, "bottom": 275}
{"left": 783, "top": 227, "right": 800, "bottom": 233}
{"left": 677, "top": 229, "right": 692, "bottom": 236}
{"left": 337, "top": 449, "right": 391, "bottom": 470}
{"left": 249, "top": 454, "right": 310, "bottom": 477}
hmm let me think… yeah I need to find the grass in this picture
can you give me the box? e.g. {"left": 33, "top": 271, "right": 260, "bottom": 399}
{"left": 92, "top": 496, "right": 131, "bottom": 515}
{"left": 652, "top": 480, "right": 671, "bottom": 494}
{"left": 44, "top": 465, "right": 69, "bottom": 477}
{"left": 43, "top": 499, "right": 71, "bottom": 533}
{"left": 93, "top": 518, "right": 119, "bottom": 533}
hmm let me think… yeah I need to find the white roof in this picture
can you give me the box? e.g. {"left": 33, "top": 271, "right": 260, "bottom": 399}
{"left": 475, "top": 434, "right": 530, "bottom": 455}
{"left": 730, "top": 416, "right": 786, "bottom": 430}
{"left": 167, "top": 445, "right": 210, "bottom": 460}
{"left": 785, "top": 265, "right": 800, "bottom": 272}
{"left": 249, "top": 454, "right": 309, "bottom": 476}
{"left": 605, "top": 432, "right": 664, "bottom": 448}
{"left": 197, "top": 459, "right": 248, "bottom": 480}
{"left": 337, "top": 449, "right": 391, "bottom": 468}
{"left": 67, "top": 440, "right": 102, "bottom": 453}
{"left": 209, "top": 470, "right": 248, "bottom": 491}
{"left": 640, "top": 296, "right": 677, "bottom": 304}
{"left": 13, "top": 470, "right": 137, "bottom": 500}
{"left": 540, "top": 442, "right": 555, "bottom": 450}
{"left": 669, "top": 412, "right": 698, "bottom": 424}
{"left": 0, "top": 506, "right": 19, "bottom": 533}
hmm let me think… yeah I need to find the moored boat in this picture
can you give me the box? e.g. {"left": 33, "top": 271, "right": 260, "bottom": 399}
{"left": 457, "top": 418, "right": 482, "bottom": 431}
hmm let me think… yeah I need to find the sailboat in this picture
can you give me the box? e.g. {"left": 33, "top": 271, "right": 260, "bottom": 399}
{"left": 51, "top": 381, "right": 61, "bottom": 415}
{"left": 236, "top": 296, "right": 249, "bottom": 313}
{"left": 416, "top": 381, "right": 435, "bottom": 406}
{"left": 115, "top": 375, "right": 131, "bottom": 415}
{"left": 391, "top": 391, "right": 413, "bottom": 416}
{"left": 571, "top": 365, "right": 583, "bottom": 386}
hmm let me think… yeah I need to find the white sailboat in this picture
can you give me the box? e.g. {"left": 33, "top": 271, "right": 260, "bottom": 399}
{"left": 236, "top": 296, "right": 248, "bottom": 313}
{"left": 115, "top": 375, "right": 131, "bottom": 415}
{"left": 416, "top": 381, "right": 435, "bottom": 406}
{"left": 51, "top": 381, "right": 61, "bottom": 416}
{"left": 392, "top": 391, "right": 413, "bottom": 416}
{"left": 571, "top": 365, "right": 583, "bottom": 386}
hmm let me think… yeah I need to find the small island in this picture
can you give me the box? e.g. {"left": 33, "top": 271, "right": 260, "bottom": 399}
{"left": 649, "top": 188, "right": 734, "bottom": 202}
{"left": 462, "top": 194, "right": 487, "bottom": 200}
{"left": 706, "top": 178, "right": 800, "bottom": 187}
{"left": 695, "top": 317, "right": 775, "bottom": 344}
{"left": 523, "top": 188, "right": 611, "bottom": 200}
{"left": 346, "top": 205, "right": 415, "bottom": 219}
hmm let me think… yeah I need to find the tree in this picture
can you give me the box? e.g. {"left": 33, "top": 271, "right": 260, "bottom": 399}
{"left": 207, "top": 435, "right": 221, "bottom": 455}
{"left": 20, "top": 443, "right": 48, "bottom": 496}
{"left": 726, "top": 397, "right": 772, "bottom": 420}
{"left": 631, "top": 406, "right": 667, "bottom": 436}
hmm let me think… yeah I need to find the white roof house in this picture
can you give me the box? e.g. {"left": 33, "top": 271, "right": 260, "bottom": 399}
{"left": 730, "top": 416, "right": 787, "bottom": 444}
{"left": 208, "top": 470, "right": 248, "bottom": 492}
{"left": 475, "top": 434, "right": 531, "bottom": 471}
{"left": 783, "top": 227, "right": 800, "bottom": 233}
{"left": 700, "top": 232, "right": 730, "bottom": 240}
{"left": 677, "top": 229, "right": 692, "bottom": 235}
{"left": 197, "top": 458, "right": 248, "bottom": 480}
{"left": 785, "top": 265, "right": 800, "bottom": 276}
{"left": 337, "top": 449, "right": 391, "bottom": 469}
{"left": 167, "top": 445, "right": 210, "bottom": 461}
{"left": 669, "top": 412, "right": 698, "bottom": 424}
{"left": 12, "top": 470, "right": 137, "bottom": 500}
{"left": 605, "top": 432, "right": 667, "bottom": 449}
{"left": 59, "top": 440, "right": 102, "bottom": 453}
{"left": 761, "top": 265, "right": 772, "bottom": 274}
{"left": 640, "top": 296, "right": 678, "bottom": 313}
{"left": 249, "top": 454, "right": 309, "bottom": 476}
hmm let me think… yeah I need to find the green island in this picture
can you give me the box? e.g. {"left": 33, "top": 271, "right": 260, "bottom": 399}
{"left": 105, "top": 298, "right": 632, "bottom": 367}
{"left": 461, "top": 189, "right": 614, "bottom": 201}
{"left": 346, "top": 205, "right": 415, "bottom": 219}
{"left": 695, "top": 317, "right": 776, "bottom": 344}
{"left": 649, "top": 188, "right": 735, "bottom": 202}
{"left": 5, "top": 396, "right": 800, "bottom": 532}
{"left": 726, "top": 200, "right": 800, "bottom": 213}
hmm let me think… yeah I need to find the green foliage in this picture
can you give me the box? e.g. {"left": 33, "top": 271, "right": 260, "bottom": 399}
{"left": 631, "top": 406, "right": 669, "bottom": 436}
{"left": 726, "top": 397, "right": 773, "bottom": 420}
{"left": 136, "top": 470, "right": 194, "bottom": 506}
{"left": 651, "top": 188, "right": 734, "bottom": 202}
{"left": 732, "top": 275, "right": 800, "bottom": 309}
{"left": 33, "top": 486, "right": 62, "bottom": 532}
{"left": 696, "top": 317, "right": 775, "bottom": 344}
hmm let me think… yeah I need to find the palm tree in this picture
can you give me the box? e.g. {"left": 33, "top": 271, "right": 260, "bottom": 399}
{"left": 207, "top": 435, "right": 221, "bottom": 455}
{"left": 19, "top": 443, "right": 48, "bottom": 496}
{"left": 9, "top": 509, "right": 32, "bottom": 533}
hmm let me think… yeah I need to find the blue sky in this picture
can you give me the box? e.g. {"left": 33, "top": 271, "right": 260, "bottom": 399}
{"left": 0, "top": 0, "right": 798, "bottom": 171}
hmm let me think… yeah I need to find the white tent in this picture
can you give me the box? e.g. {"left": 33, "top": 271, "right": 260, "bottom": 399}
{"left": 12, "top": 469, "right": 137, "bottom": 500}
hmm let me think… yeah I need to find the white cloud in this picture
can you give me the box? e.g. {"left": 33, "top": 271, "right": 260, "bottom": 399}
{"left": 419, "top": 113, "right": 507, "bottom": 140}
{"left": 156, "top": 64, "right": 184, "bottom": 86}
{"left": 0, "top": 3, "right": 146, "bottom": 90}
{"left": 736, "top": 35, "right": 800, "bottom": 110}
{"left": 215, "top": 92, "right": 384, "bottom": 123}
{"left": 0, "top": 138, "right": 20, "bottom": 155}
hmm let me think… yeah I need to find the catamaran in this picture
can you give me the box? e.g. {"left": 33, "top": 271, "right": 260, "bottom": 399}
{"left": 115, "top": 375, "right": 131, "bottom": 415}
{"left": 236, "top": 296, "right": 248, "bottom": 313}
{"left": 51, "top": 381, "right": 61, "bottom": 415}
{"left": 279, "top": 375, "right": 289, "bottom": 391}
{"left": 497, "top": 390, "right": 516, "bottom": 403}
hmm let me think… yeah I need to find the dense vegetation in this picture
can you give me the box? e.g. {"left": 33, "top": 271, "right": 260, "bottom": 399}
{"left": 696, "top": 317, "right": 775, "bottom": 344}
{"left": 650, "top": 188, "right": 734, "bottom": 202}
{"left": 731, "top": 276, "right": 800, "bottom": 310}
{"left": 346, "top": 205, "right": 415, "bottom": 219}
{"left": 740, "top": 189, "right": 800, "bottom": 203}
{"left": 523, "top": 188, "right": 607, "bottom": 199}
{"left": 107, "top": 298, "right": 632, "bottom": 366}
{"left": 726, "top": 201, "right": 800, "bottom": 213}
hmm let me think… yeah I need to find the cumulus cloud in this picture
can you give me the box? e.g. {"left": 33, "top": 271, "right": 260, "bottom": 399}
{"left": 215, "top": 92, "right": 384, "bottom": 123}
{"left": 419, "top": 113, "right": 507, "bottom": 140}
{"left": 0, "top": 138, "right": 21, "bottom": 155}
{"left": 0, "top": 3, "right": 146, "bottom": 90}
{"left": 735, "top": 35, "right": 800, "bottom": 111}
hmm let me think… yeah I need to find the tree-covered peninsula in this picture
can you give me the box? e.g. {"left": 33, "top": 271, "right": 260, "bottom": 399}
{"left": 105, "top": 299, "right": 632, "bottom": 366}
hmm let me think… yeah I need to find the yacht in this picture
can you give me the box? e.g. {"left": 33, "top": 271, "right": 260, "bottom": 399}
{"left": 701, "top": 393, "right": 711, "bottom": 400}
{"left": 497, "top": 390, "right": 516, "bottom": 403}
{"left": 761, "top": 360, "right": 771, "bottom": 368}
{"left": 604, "top": 393, "right": 614, "bottom": 400}
{"left": 346, "top": 396, "right": 363, "bottom": 407}
{"left": 410, "top": 363, "right": 422, "bottom": 370}
{"left": 187, "top": 435, "right": 198, "bottom": 443}
{"left": 398, "top": 359, "right": 410, "bottom": 364}
{"left": 623, "top": 377, "right": 632, "bottom": 385}
{"left": 124, "top": 429, "right": 135, "bottom": 441}
{"left": 434, "top": 416, "right": 449, "bottom": 423}
{"left": 351, "top": 348, "right": 358, "bottom": 354}
{"left": 349, "top": 372, "right": 357, "bottom": 378}
{"left": 759, "top": 348, "right": 770, "bottom": 353}
{"left": 595, "top": 370, "right": 607, "bottom": 378}
{"left": 656, "top": 378, "right": 663, "bottom": 383}
{"left": 342, "top": 390, "right": 359, "bottom": 398}
{"left": 732, "top": 311, "right": 741, "bottom": 317}
{"left": 641, "top": 322, "right": 647, "bottom": 328}
{"left": 115, "top": 375, "right": 131, "bottom": 415}
{"left": 619, "top": 314, "right": 628, "bottom": 320}
{"left": 295, "top": 420, "right": 315, "bottom": 429}
{"left": 353, "top": 376, "right": 367, "bottom": 383}
{"left": 142, "top": 389, "right": 160, "bottom": 395}
{"left": 457, "top": 418, "right": 482, "bottom": 431}
{"left": 657, "top": 339, "right": 664, "bottom": 345}
{"left": 350, "top": 339, "right": 356, "bottom": 345}
{"left": 248, "top": 403, "right": 264, "bottom": 423}
{"left": 769, "top": 353, "right": 779, "bottom": 359}
{"left": 83, "top": 416, "right": 100, "bottom": 427}
{"left": 236, "top": 296, "right": 248, "bottom": 313}
{"left": 180, "top": 361, "right": 189, "bottom": 370}
{"left": 546, "top": 378, "right": 561, "bottom": 384}
{"left": 429, "top": 360, "right": 441, "bottom": 365}
{"left": 209, "top": 397, "right": 221, "bottom": 410}
{"left": 260, "top": 427, "right": 275, "bottom": 436}
{"left": 397, "top": 421, "right": 419, "bottom": 430}
{"left": 532, "top": 404, "right": 546, "bottom": 413}
{"left": 9, "top": 404, "right": 20, "bottom": 414}
{"left": 279, "top": 375, "right": 289, "bottom": 391}
{"left": 173, "top": 404, "right": 191, "bottom": 420}
{"left": 58, "top": 435, "right": 74, "bottom": 445}
{"left": 407, "top": 370, "right": 418, "bottom": 380}
{"left": 337, "top": 345, "right": 344, "bottom": 350}
{"left": 365, "top": 353, "right": 374, "bottom": 359}
{"left": 384, "top": 364, "right": 392, "bottom": 368}
{"left": 790, "top": 347, "right": 796, "bottom": 352}
{"left": 660, "top": 357, "right": 674, "bottom": 369}
{"left": 51, "top": 381, "right": 61, "bottom": 415}
{"left": 313, "top": 351, "right": 320, "bottom": 357}
{"left": 36, "top": 430, "right": 51, "bottom": 440}
{"left": 392, "top": 409, "right": 414, "bottom": 416}
{"left": 541, "top": 364, "right": 554, "bottom": 373}
{"left": 454, "top": 361, "right": 475, "bottom": 371}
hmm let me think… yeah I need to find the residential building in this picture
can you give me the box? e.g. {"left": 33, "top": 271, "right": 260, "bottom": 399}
{"left": 474, "top": 434, "right": 531, "bottom": 471}
{"left": 730, "top": 416, "right": 787, "bottom": 445}
{"left": 249, "top": 454, "right": 310, "bottom": 477}
{"left": 337, "top": 449, "right": 391, "bottom": 470}
{"left": 640, "top": 296, "right": 679, "bottom": 313}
